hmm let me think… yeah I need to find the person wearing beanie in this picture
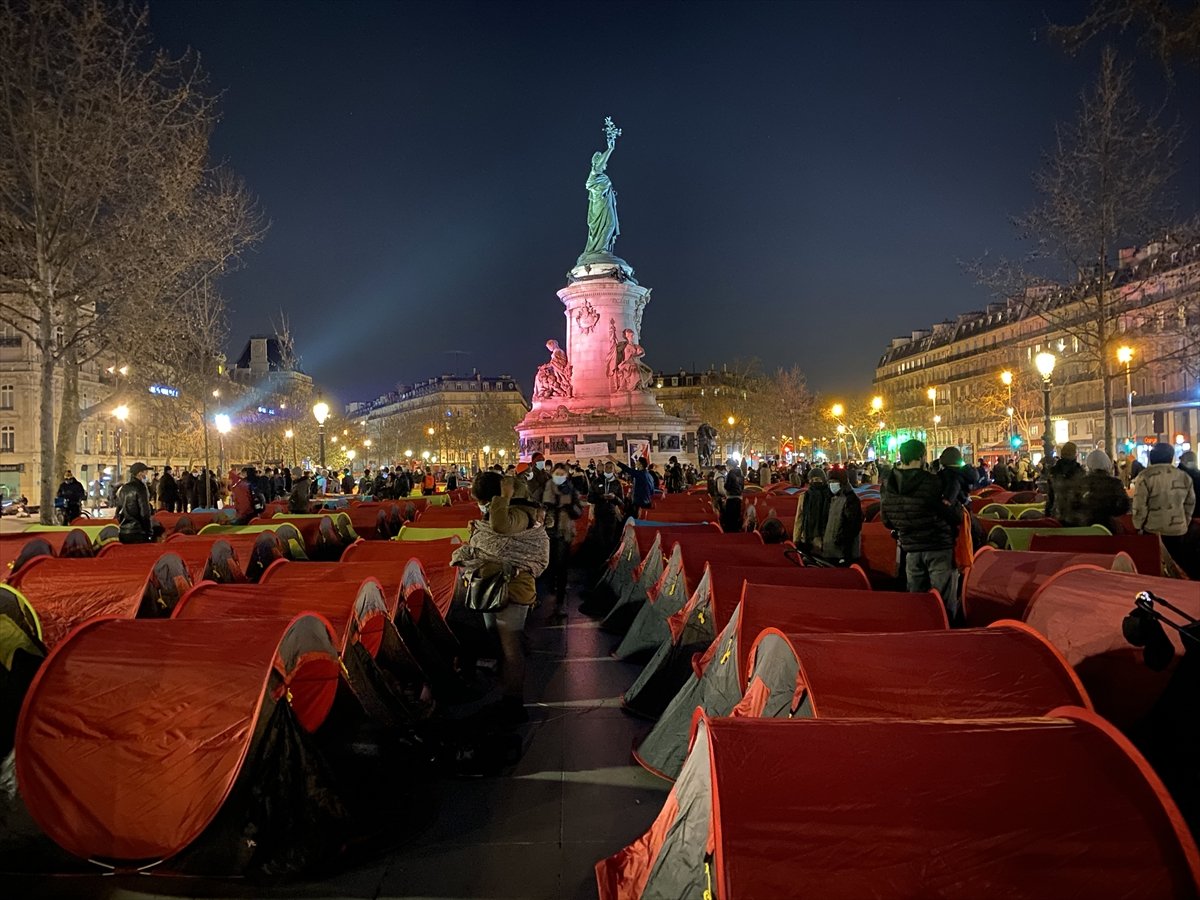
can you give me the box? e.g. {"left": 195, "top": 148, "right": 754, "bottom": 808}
{"left": 936, "top": 446, "right": 977, "bottom": 510}
{"left": 1132, "top": 443, "right": 1196, "bottom": 574}
{"left": 1045, "top": 441, "right": 1086, "bottom": 523}
{"left": 881, "top": 439, "right": 962, "bottom": 620}
{"left": 1078, "top": 448, "right": 1129, "bottom": 533}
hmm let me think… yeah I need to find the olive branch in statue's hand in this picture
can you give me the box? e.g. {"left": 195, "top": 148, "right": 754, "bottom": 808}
{"left": 604, "top": 116, "right": 622, "bottom": 146}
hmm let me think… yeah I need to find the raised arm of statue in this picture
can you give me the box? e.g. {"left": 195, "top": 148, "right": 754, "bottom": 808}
{"left": 592, "top": 143, "right": 614, "bottom": 173}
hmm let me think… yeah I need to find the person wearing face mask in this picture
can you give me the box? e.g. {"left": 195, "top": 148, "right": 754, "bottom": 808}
{"left": 515, "top": 451, "right": 551, "bottom": 501}
{"left": 542, "top": 463, "right": 584, "bottom": 620}
{"left": 822, "top": 468, "right": 863, "bottom": 564}
{"left": 116, "top": 462, "right": 154, "bottom": 544}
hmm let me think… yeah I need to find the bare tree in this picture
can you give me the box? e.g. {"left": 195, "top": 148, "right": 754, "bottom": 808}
{"left": 975, "top": 48, "right": 1182, "bottom": 454}
{"left": 1052, "top": 0, "right": 1200, "bottom": 72}
{"left": 0, "top": 0, "right": 265, "bottom": 521}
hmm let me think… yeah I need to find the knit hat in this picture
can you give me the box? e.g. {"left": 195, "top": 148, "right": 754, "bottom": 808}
{"left": 1148, "top": 443, "right": 1175, "bottom": 465}
{"left": 129, "top": 462, "right": 149, "bottom": 477}
{"left": 1181, "top": 450, "right": 1197, "bottom": 469}
{"left": 1060, "top": 442, "right": 1078, "bottom": 460}
{"left": 1084, "top": 449, "right": 1112, "bottom": 472}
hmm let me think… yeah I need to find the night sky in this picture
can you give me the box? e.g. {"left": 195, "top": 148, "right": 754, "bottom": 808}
{"left": 149, "top": 0, "right": 1200, "bottom": 405}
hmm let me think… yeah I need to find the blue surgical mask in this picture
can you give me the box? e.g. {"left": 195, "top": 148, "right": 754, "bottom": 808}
{"left": 534, "top": 460, "right": 546, "bottom": 471}
{"left": 552, "top": 474, "right": 567, "bottom": 486}
{"left": 829, "top": 483, "right": 841, "bottom": 494}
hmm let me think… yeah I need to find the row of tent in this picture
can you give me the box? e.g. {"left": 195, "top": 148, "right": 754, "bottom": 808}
{"left": 585, "top": 490, "right": 1200, "bottom": 898}
{"left": 0, "top": 490, "right": 484, "bottom": 873}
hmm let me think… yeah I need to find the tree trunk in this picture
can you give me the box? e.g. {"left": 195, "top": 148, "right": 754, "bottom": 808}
{"left": 1102, "top": 357, "right": 1115, "bottom": 454}
{"left": 37, "top": 308, "right": 57, "bottom": 525}
{"left": 54, "top": 330, "right": 81, "bottom": 490}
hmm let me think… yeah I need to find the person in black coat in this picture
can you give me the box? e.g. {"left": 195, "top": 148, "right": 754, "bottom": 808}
{"left": 117, "top": 462, "right": 154, "bottom": 544}
{"left": 1079, "top": 449, "right": 1130, "bottom": 532}
{"left": 157, "top": 465, "right": 180, "bottom": 512}
{"left": 881, "top": 440, "right": 961, "bottom": 620}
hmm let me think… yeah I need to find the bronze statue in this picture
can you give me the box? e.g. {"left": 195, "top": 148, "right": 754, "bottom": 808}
{"left": 579, "top": 117, "right": 622, "bottom": 263}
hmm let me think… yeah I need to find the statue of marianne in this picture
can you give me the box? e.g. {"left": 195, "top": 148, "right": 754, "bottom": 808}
{"left": 580, "top": 118, "right": 622, "bottom": 262}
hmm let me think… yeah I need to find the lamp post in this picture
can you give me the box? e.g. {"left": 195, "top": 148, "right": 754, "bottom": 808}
{"left": 312, "top": 400, "right": 330, "bottom": 468}
{"left": 1035, "top": 352, "right": 1056, "bottom": 462}
{"left": 214, "top": 414, "right": 232, "bottom": 495}
{"left": 363, "top": 438, "right": 372, "bottom": 469}
{"left": 1116, "top": 346, "right": 1134, "bottom": 448}
{"left": 113, "top": 405, "right": 129, "bottom": 483}
{"left": 285, "top": 429, "right": 296, "bottom": 467}
{"left": 870, "top": 397, "right": 883, "bottom": 456}
{"left": 836, "top": 424, "right": 846, "bottom": 464}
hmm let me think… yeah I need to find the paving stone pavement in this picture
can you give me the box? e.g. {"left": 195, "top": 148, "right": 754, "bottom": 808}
{"left": 9, "top": 580, "right": 669, "bottom": 900}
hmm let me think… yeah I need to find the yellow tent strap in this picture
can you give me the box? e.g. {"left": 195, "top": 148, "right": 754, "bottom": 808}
{"left": 697, "top": 610, "right": 705, "bottom": 624}
{"left": 719, "top": 637, "right": 733, "bottom": 664}
{"left": 703, "top": 860, "right": 713, "bottom": 900}
{"left": 667, "top": 578, "right": 676, "bottom": 597}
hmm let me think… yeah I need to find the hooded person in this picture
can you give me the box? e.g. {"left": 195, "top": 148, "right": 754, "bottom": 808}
{"left": 1077, "top": 448, "right": 1130, "bottom": 533}
{"left": 1045, "top": 441, "right": 1087, "bottom": 523}
{"left": 797, "top": 466, "right": 832, "bottom": 556}
{"left": 822, "top": 467, "right": 863, "bottom": 564}
{"left": 287, "top": 466, "right": 311, "bottom": 514}
{"left": 1178, "top": 449, "right": 1200, "bottom": 499}
{"left": 117, "top": 462, "right": 154, "bottom": 544}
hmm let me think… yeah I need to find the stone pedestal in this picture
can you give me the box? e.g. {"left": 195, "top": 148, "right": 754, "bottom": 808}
{"left": 518, "top": 257, "right": 696, "bottom": 464}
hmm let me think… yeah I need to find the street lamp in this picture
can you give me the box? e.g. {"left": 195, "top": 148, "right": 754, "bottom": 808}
{"left": 1000, "top": 371, "right": 1014, "bottom": 441}
{"left": 830, "top": 403, "right": 844, "bottom": 419}
{"left": 285, "top": 429, "right": 296, "bottom": 467}
{"left": 214, "top": 414, "right": 232, "bottom": 491}
{"left": 836, "top": 423, "right": 846, "bottom": 464}
{"left": 312, "top": 400, "right": 330, "bottom": 468}
{"left": 113, "top": 405, "right": 129, "bottom": 482}
{"left": 1116, "top": 346, "right": 1134, "bottom": 448}
{"left": 870, "top": 396, "right": 883, "bottom": 413}
{"left": 1035, "top": 352, "right": 1057, "bottom": 461}
{"left": 726, "top": 415, "right": 735, "bottom": 426}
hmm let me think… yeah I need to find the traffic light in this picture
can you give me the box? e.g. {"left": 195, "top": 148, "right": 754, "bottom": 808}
{"left": 1010, "top": 435, "right": 1023, "bottom": 449}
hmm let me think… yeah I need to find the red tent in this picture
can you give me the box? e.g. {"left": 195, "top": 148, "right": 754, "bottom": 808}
{"left": 152, "top": 510, "right": 227, "bottom": 535}
{"left": 1027, "top": 531, "right": 1167, "bottom": 577}
{"left": 2, "top": 529, "right": 94, "bottom": 581}
{"left": 622, "top": 564, "right": 874, "bottom": 721}
{"left": 165, "top": 531, "right": 289, "bottom": 580}
{"left": 16, "top": 614, "right": 341, "bottom": 865}
{"left": 1024, "top": 567, "right": 1200, "bottom": 728}
{"left": 614, "top": 536, "right": 783, "bottom": 659}
{"left": 4, "top": 554, "right": 191, "bottom": 648}
{"left": 633, "top": 584, "right": 947, "bottom": 778}
{"left": 962, "top": 546, "right": 1136, "bottom": 626}
{"left": 605, "top": 711, "right": 1200, "bottom": 899}
{"left": 100, "top": 538, "right": 246, "bottom": 584}
{"left": 735, "top": 623, "right": 1090, "bottom": 721}
{"left": 261, "top": 558, "right": 461, "bottom": 691}
{"left": 249, "top": 515, "right": 343, "bottom": 557}
{"left": 174, "top": 579, "right": 388, "bottom": 658}
{"left": 343, "top": 536, "right": 459, "bottom": 570}
{"left": 857, "top": 521, "right": 899, "bottom": 587}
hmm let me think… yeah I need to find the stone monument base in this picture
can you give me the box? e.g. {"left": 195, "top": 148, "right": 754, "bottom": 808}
{"left": 518, "top": 401, "right": 696, "bottom": 467}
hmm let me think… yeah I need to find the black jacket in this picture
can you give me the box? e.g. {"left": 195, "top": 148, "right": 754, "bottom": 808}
{"left": 1045, "top": 458, "right": 1086, "bottom": 522}
{"left": 157, "top": 473, "right": 179, "bottom": 504}
{"left": 1079, "top": 471, "right": 1131, "bottom": 531}
{"left": 117, "top": 477, "right": 153, "bottom": 540}
{"left": 56, "top": 478, "right": 86, "bottom": 508}
{"left": 881, "top": 466, "right": 957, "bottom": 552}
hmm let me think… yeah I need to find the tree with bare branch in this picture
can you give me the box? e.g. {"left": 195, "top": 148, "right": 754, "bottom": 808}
{"left": 0, "top": 0, "right": 265, "bottom": 520}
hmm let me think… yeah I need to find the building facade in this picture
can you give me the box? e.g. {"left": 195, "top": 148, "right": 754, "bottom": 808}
{"left": 872, "top": 242, "right": 1200, "bottom": 464}
{"left": 347, "top": 372, "right": 530, "bottom": 469}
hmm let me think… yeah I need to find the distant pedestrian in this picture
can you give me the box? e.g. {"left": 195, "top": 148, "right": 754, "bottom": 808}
{"left": 1079, "top": 449, "right": 1130, "bottom": 533}
{"left": 158, "top": 465, "right": 180, "bottom": 512}
{"left": 116, "top": 462, "right": 153, "bottom": 544}
{"left": 1132, "top": 444, "right": 1196, "bottom": 575}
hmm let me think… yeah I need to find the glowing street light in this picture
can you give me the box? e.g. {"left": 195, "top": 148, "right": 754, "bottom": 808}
{"left": 346, "top": 449, "right": 356, "bottom": 461}
{"left": 1034, "top": 352, "right": 1057, "bottom": 460}
{"left": 830, "top": 403, "right": 844, "bottom": 419}
{"left": 312, "top": 400, "right": 330, "bottom": 467}
{"left": 214, "top": 414, "right": 232, "bottom": 484}
{"left": 1116, "top": 346, "right": 1135, "bottom": 446}
{"left": 1000, "top": 370, "right": 1014, "bottom": 442}
{"left": 285, "top": 428, "right": 296, "bottom": 467}
{"left": 870, "top": 396, "right": 883, "bottom": 412}
{"left": 421, "top": 450, "right": 431, "bottom": 461}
